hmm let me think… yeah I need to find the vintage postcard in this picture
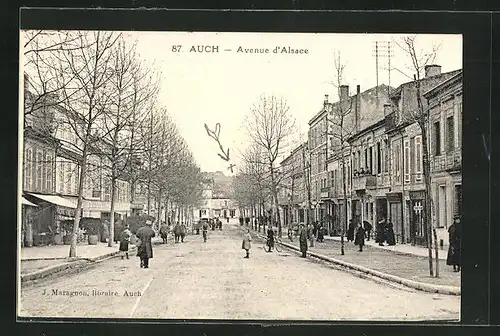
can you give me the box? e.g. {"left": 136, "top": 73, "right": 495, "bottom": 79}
{"left": 18, "top": 28, "right": 462, "bottom": 321}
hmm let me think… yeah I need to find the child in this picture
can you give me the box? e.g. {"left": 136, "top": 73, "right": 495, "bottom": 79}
{"left": 119, "top": 226, "right": 132, "bottom": 259}
{"left": 242, "top": 229, "right": 252, "bottom": 258}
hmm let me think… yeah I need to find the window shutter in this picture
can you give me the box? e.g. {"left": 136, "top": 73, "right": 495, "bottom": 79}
{"left": 404, "top": 140, "right": 410, "bottom": 183}
{"left": 415, "top": 136, "right": 422, "bottom": 181}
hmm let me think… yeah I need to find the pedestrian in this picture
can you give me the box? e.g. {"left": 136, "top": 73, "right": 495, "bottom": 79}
{"left": 266, "top": 225, "right": 275, "bottom": 252}
{"left": 385, "top": 219, "right": 396, "bottom": 246}
{"left": 354, "top": 222, "right": 366, "bottom": 252}
{"left": 299, "top": 223, "right": 308, "bottom": 258}
{"left": 347, "top": 219, "right": 355, "bottom": 242}
{"left": 119, "top": 225, "right": 132, "bottom": 259}
{"left": 218, "top": 218, "right": 223, "bottom": 230}
{"left": 160, "top": 222, "right": 169, "bottom": 244}
{"left": 376, "top": 216, "right": 387, "bottom": 246}
{"left": 174, "top": 222, "right": 181, "bottom": 243}
{"left": 136, "top": 219, "right": 155, "bottom": 268}
{"left": 288, "top": 225, "right": 294, "bottom": 242}
{"left": 226, "top": 217, "right": 229, "bottom": 223}
{"left": 317, "top": 223, "right": 324, "bottom": 242}
{"left": 180, "top": 222, "right": 187, "bottom": 243}
{"left": 202, "top": 220, "right": 209, "bottom": 242}
{"left": 446, "top": 215, "right": 462, "bottom": 272}
{"left": 242, "top": 228, "right": 252, "bottom": 258}
{"left": 363, "top": 220, "right": 373, "bottom": 241}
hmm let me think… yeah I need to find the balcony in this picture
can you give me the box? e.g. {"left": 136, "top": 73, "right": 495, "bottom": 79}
{"left": 353, "top": 174, "right": 377, "bottom": 191}
{"left": 432, "top": 150, "right": 461, "bottom": 173}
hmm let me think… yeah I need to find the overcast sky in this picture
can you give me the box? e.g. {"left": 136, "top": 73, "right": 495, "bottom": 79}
{"left": 123, "top": 32, "right": 462, "bottom": 175}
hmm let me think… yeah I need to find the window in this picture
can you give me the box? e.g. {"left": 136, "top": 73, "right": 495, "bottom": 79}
{"left": 364, "top": 148, "right": 368, "bottom": 169}
{"left": 457, "top": 100, "right": 462, "bottom": 147}
{"left": 58, "top": 161, "right": 64, "bottom": 193}
{"left": 369, "top": 146, "right": 373, "bottom": 173}
{"left": 415, "top": 136, "right": 422, "bottom": 181}
{"left": 46, "top": 153, "right": 53, "bottom": 192}
{"left": 404, "top": 139, "right": 410, "bottom": 183}
{"left": 25, "top": 148, "right": 32, "bottom": 190}
{"left": 394, "top": 142, "right": 401, "bottom": 183}
{"left": 384, "top": 139, "right": 389, "bottom": 172}
{"left": 357, "top": 150, "right": 361, "bottom": 171}
{"left": 377, "top": 142, "right": 381, "bottom": 174}
{"left": 446, "top": 116, "right": 454, "bottom": 152}
{"left": 434, "top": 121, "right": 441, "bottom": 156}
{"left": 454, "top": 184, "right": 462, "bottom": 216}
{"left": 36, "top": 150, "right": 43, "bottom": 191}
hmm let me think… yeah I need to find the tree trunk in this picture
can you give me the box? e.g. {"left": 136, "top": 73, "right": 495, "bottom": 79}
{"left": 24, "top": 209, "right": 33, "bottom": 247}
{"left": 419, "top": 111, "right": 434, "bottom": 277}
{"left": 433, "top": 227, "right": 440, "bottom": 277}
{"left": 69, "top": 141, "right": 88, "bottom": 258}
{"left": 108, "top": 172, "right": 116, "bottom": 247}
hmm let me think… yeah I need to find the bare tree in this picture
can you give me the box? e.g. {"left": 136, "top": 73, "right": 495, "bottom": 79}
{"left": 245, "top": 95, "right": 296, "bottom": 237}
{"left": 325, "top": 51, "right": 357, "bottom": 255}
{"left": 394, "top": 36, "right": 442, "bottom": 277}
{"left": 51, "top": 31, "right": 121, "bottom": 257}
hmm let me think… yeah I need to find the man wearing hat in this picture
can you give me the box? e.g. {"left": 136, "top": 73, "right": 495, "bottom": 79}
{"left": 299, "top": 223, "right": 308, "bottom": 258}
{"left": 446, "top": 215, "right": 462, "bottom": 272}
{"left": 136, "top": 219, "right": 156, "bottom": 269}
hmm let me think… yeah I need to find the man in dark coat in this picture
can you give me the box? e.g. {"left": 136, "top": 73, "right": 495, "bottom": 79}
{"left": 136, "top": 220, "right": 156, "bottom": 268}
{"left": 385, "top": 219, "right": 396, "bottom": 246}
{"left": 347, "top": 219, "right": 355, "bottom": 242}
{"left": 202, "top": 220, "right": 209, "bottom": 242}
{"left": 447, "top": 215, "right": 461, "bottom": 272}
{"left": 174, "top": 222, "right": 181, "bottom": 243}
{"left": 354, "top": 223, "right": 366, "bottom": 252}
{"left": 266, "top": 225, "right": 275, "bottom": 252}
{"left": 299, "top": 224, "right": 308, "bottom": 258}
{"left": 376, "top": 216, "right": 387, "bottom": 246}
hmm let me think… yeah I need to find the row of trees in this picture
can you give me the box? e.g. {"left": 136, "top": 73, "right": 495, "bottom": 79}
{"left": 23, "top": 30, "right": 204, "bottom": 257}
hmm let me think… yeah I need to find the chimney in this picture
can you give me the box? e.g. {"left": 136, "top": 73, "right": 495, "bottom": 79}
{"left": 323, "top": 94, "right": 329, "bottom": 108}
{"left": 424, "top": 64, "right": 442, "bottom": 78}
{"left": 383, "top": 103, "right": 392, "bottom": 116}
{"left": 340, "top": 85, "right": 349, "bottom": 103}
{"left": 355, "top": 85, "right": 361, "bottom": 133}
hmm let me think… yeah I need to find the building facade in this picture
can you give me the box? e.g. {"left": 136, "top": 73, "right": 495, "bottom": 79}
{"left": 424, "top": 70, "right": 462, "bottom": 247}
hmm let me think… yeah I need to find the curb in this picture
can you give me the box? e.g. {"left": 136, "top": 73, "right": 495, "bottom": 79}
{"left": 250, "top": 231, "right": 460, "bottom": 296}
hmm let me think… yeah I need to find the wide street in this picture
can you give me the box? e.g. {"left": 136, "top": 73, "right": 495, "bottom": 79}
{"left": 19, "top": 221, "right": 460, "bottom": 321}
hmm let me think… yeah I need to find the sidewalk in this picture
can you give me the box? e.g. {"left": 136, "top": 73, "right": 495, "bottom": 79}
{"left": 324, "top": 235, "right": 448, "bottom": 260}
{"left": 251, "top": 228, "right": 460, "bottom": 290}
{"left": 20, "top": 237, "right": 163, "bottom": 280}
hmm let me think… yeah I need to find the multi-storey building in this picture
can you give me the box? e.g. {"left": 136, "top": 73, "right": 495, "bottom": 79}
{"left": 384, "top": 65, "right": 461, "bottom": 246}
{"left": 321, "top": 84, "right": 391, "bottom": 234}
{"left": 424, "top": 70, "right": 462, "bottom": 247}
{"left": 278, "top": 143, "right": 307, "bottom": 227}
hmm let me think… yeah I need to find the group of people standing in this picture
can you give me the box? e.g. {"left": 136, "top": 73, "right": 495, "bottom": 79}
{"left": 346, "top": 216, "right": 395, "bottom": 252}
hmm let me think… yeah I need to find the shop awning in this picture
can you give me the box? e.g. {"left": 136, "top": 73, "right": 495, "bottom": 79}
{"left": 21, "top": 197, "right": 38, "bottom": 207}
{"left": 27, "top": 193, "right": 77, "bottom": 209}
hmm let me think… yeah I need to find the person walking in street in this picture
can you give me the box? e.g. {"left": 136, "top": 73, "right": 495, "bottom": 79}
{"left": 385, "top": 219, "right": 396, "bottom": 246}
{"left": 447, "top": 215, "right": 462, "bottom": 272}
{"left": 242, "top": 228, "right": 252, "bottom": 258}
{"left": 376, "top": 216, "right": 387, "bottom": 246}
{"left": 136, "top": 220, "right": 155, "bottom": 268}
{"left": 266, "top": 225, "right": 275, "bottom": 252}
{"left": 347, "top": 219, "right": 355, "bottom": 242}
{"left": 202, "top": 220, "right": 209, "bottom": 242}
{"left": 363, "top": 220, "right": 373, "bottom": 241}
{"left": 180, "top": 222, "right": 187, "bottom": 243}
{"left": 174, "top": 222, "right": 181, "bottom": 243}
{"left": 288, "top": 225, "right": 294, "bottom": 242}
{"left": 160, "top": 222, "right": 169, "bottom": 244}
{"left": 317, "top": 223, "right": 325, "bottom": 242}
{"left": 354, "top": 222, "right": 366, "bottom": 252}
{"left": 119, "top": 225, "right": 132, "bottom": 259}
{"left": 218, "top": 218, "right": 223, "bottom": 230}
{"left": 299, "top": 223, "right": 308, "bottom": 258}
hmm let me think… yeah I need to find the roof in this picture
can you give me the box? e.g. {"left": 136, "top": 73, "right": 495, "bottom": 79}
{"left": 423, "top": 70, "right": 463, "bottom": 98}
{"left": 390, "top": 69, "right": 462, "bottom": 99}
{"left": 346, "top": 118, "right": 386, "bottom": 143}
